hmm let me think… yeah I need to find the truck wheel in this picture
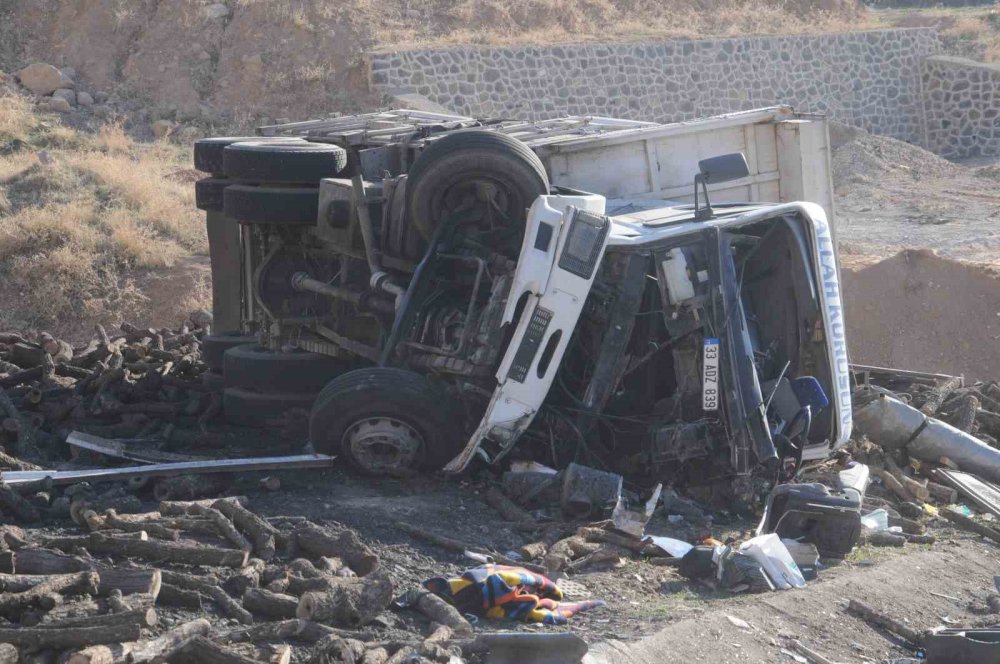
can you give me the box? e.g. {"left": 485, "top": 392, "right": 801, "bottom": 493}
{"left": 223, "top": 387, "right": 315, "bottom": 427}
{"left": 223, "top": 141, "right": 348, "bottom": 183}
{"left": 223, "top": 185, "right": 320, "bottom": 225}
{"left": 405, "top": 130, "right": 549, "bottom": 246}
{"left": 223, "top": 345, "right": 346, "bottom": 394}
{"left": 201, "top": 333, "right": 256, "bottom": 372}
{"left": 195, "top": 177, "right": 229, "bottom": 212}
{"left": 309, "top": 368, "right": 463, "bottom": 475}
{"left": 194, "top": 136, "right": 301, "bottom": 175}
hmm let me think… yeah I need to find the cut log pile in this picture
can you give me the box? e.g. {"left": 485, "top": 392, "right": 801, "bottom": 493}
{"left": 0, "top": 493, "right": 479, "bottom": 662}
{"left": 0, "top": 324, "right": 530, "bottom": 661}
{"left": 0, "top": 323, "right": 223, "bottom": 475}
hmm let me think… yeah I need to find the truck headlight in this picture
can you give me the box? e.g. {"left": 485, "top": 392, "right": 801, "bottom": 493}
{"left": 558, "top": 209, "right": 610, "bottom": 279}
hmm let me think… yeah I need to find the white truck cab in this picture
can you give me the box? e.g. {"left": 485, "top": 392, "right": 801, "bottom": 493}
{"left": 448, "top": 191, "right": 852, "bottom": 496}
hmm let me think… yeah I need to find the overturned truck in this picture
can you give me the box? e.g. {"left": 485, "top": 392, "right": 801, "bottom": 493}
{"left": 193, "top": 106, "right": 852, "bottom": 505}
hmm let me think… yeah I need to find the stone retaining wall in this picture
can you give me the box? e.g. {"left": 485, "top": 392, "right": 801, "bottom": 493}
{"left": 922, "top": 55, "right": 1000, "bottom": 159}
{"left": 369, "top": 29, "right": 940, "bottom": 145}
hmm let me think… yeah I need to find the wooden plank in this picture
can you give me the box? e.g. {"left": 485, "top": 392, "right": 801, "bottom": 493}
{"left": 66, "top": 431, "right": 207, "bottom": 465}
{"left": 1, "top": 454, "right": 336, "bottom": 486}
{"left": 935, "top": 469, "right": 1000, "bottom": 519}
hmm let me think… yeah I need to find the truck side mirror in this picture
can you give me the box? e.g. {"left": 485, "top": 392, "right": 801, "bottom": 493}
{"left": 693, "top": 152, "right": 750, "bottom": 220}
{"left": 698, "top": 153, "right": 750, "bottom": 184}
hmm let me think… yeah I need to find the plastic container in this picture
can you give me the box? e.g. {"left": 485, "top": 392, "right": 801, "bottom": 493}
{"left": 860, "top": 508, "right": 889, "bottom": 531}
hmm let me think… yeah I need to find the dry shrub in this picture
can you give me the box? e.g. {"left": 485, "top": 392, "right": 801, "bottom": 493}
{"left": 0, "top": 201, "right": 100, "bottom": 258}
{"left": 68, "top": 150, "right": 205, "bottom": 252}
{"left": 94, "top": 121, "right": 133, "bottom": 154}
{"left": 380, "top": 0, "right": 869, "bottom": 47}
{"left": 0, "top": 99, "right": 209, "bottom": 338}
{"left": 0, "top": 93, "right": 34, "bottom": 143}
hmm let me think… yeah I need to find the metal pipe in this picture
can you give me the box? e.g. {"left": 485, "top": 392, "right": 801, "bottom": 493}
{"left": 854, "top": 390, "right": 1000, "bottom": 484}
{"left": 351, "top": 175, "right": 383, "bottom": 274}
{"left": 290, "top": 272, "right": 395, "bottom": 315}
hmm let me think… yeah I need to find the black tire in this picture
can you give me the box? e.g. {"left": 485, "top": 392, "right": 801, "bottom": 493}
{"left": 309, "top": 368, "right": 463, "bottom": 474}
{"left": 195, "top": 177, "right": 229, "bottom": 212}
{"left": 223, "top": 345, "right": 345, "bottom": 394}
{"left": 201, "top": 333, "right": 256, "bottom": 372}
{"left": 405, "top": 130, "right": 549, "bottom": 244}
{"left": 223, "top": 141, "right": 347, "bottom": 183}
{"left": 383, "top": 176, "right": 426, "bottom": 262}
{"left": 223, "top": 387, "right": 315, "bottom": 427}
{"left": 223, "top": 185, "right": 320, "bottom": 225}
{"left": 194, "top": 136, "right": 302, "bottom": 175}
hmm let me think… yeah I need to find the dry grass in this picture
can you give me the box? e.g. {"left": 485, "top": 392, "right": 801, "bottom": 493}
{"left": 878, "top": 5, "right": 1000, "bottom": 64}
{"left": 0, "top": 88, "right": 207, "bottom": 338}
{"left": 361, "top": 0, "right": 872, "bottom": 50}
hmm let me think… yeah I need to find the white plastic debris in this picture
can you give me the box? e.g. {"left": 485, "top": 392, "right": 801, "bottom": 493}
{"left": 861, "top": 508, "right": 889, "bottom": 531}
{"left": 739, "top": 534, "right": 806, "bottom": 590}
{"left": 643, "top": 535, "right": 694, "bottom": 558}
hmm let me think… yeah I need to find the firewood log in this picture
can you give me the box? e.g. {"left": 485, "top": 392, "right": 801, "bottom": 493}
{"left": 1, "top": 548, "right": 161, "bottom": 597}
{"left": 412, "top": 591, "right": 473, "bottom": 638}
{"left": 847, "top": 599, "right": 924, "bottom": 645}
{"left": 0, "top": 621, "right": 139, "bottom": 649}
{"left": 0, "top": 571, "right": 97, "bottom": 593}
{"left": 102, "top": 510, "right": 180, "bottom": 541}
{"left": 242, "top": 588, "right": 298, "bottom": 619}
{"left": 862, "top": 531, "right": 906, "bottom": 547}
{"left": 0, "top": 525, "right": 28, "bottom": 549}
{"left": 212, "top": 499, "right": 278, "bottom": 561}
{"left": 874, "top": 469, "right": 915, "bottom": 503}
{"left": 158, "top": 496, "right": 248, "bottom": 514}
{"left": 39, "top": 606, "right": 157, "bottom": 630}
{"left": 293, "top": 524, "right": 379, "bottom": 576}
{"left": 287, "top": 559, "right": 321, "bottom": 578}
{"left": 160, "top": 570, "right": 252, "bottom": 624}
{"left": 286, "top": 575, "right": 337, "bottom": 596}
{"left": 168, "top": 636, "right": 258, "bottom": 664}
{"left": 268, "top": 645, "right": 291, "bottom": 664}
{"left": 941, "top": 507, "right": 1000, "bottom": 544}
{"left": 0, "top": 569, "right": 98, "bottom": 616}
{"left": 66, "top": 617, "right": 210, "bottom": 664}
{"left": 43, "top": 532, "right": 248, "bottom": 568}
{"left": 920, "top": 377, "right": 962, "bottom": 416}
{"left": 156, "top": 583, "right": 203, "bottom": 610}
{"left": 162, "top": 503, "right": 250, "bottom": 552}
{"left": 309, "top": 635, "right": 366, "bottom": 664}
{"left": 0, "top": 480, "right": 41, "bottom": 522}
{"left": 925, "top": 480, "right": 958, "bottom": 504}
{"left": 0, "top": 644, "right": 15, "bottom": 664}
{"left": 222, "top": 558, "right": 264, "bottom": 596}
{"left": 0, "top": 450, "right": 41, "bottom": 471}
{"left": 543, "top": 536, "right": 601, "bottom": 573}
{"left": 296, "top": 570, "right": 393, "bottom": 628}
{"left": 484, "top": 486, "right": 537, "bottom": 528}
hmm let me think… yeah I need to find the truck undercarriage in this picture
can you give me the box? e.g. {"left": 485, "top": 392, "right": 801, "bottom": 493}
{"left": 193, "top": 107, "right": 850, "bottom": 505}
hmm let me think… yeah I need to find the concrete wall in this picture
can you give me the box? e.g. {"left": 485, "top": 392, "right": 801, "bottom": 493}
{"left": 922, "top": 55, "right": 1000, "bottom": 159}
{"left": 370, "top": 29, "right": 940, "bottom": 144}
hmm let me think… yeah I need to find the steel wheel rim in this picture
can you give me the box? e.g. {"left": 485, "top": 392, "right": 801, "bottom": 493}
{"left": 342, "top": 416, "right": 425, "bottom": 473}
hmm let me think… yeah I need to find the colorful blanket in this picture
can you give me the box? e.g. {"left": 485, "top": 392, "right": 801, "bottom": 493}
{"left": 423, "top": 564, "right": 606, "bottom": 625}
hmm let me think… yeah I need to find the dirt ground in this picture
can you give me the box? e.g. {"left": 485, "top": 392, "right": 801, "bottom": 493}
{"left": 832, "top": 125, "right": 1000, "bottom": 380}
{"left": 159, "top": 460, "right": 1000, "bottom": 663}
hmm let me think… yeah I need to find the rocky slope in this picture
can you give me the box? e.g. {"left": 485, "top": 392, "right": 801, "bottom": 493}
{"left": 2, "top": 0, "right": 865, "bottom": 125}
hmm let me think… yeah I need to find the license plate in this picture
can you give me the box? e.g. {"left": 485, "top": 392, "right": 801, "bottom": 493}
{"left": 702, "top": 337, "right": 720, "bottom": 411}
